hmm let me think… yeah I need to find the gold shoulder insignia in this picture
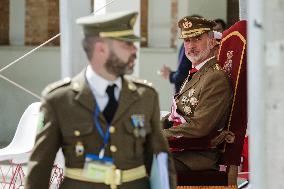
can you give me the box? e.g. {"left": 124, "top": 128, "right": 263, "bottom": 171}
{"left": 213, "top": 64, "right": 221, "bottom": 71}
{"left": 42, "top": 77, "right": 71, "bottom": 96}
{"left": 128, "top": 81, "right": 137, "bottom": 91}
{"left": 124, "top": 75, "right": 154, "bottom": 88}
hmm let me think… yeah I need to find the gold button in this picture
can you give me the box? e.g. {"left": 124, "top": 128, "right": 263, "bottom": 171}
{"left": 109, "top": 126, "right": 115, "bottom": 134}
{"left": 74, "top": 130, "right": 80, "bottom": 136}
{"left": 110, "top": 145, "right": 117, "bottom": 152}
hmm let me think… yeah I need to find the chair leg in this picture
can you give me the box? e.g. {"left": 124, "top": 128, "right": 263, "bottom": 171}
{"left": 0, "top": 166, "right": 7, "bottom": 187}
{"left": 8, "top": 164, "right": 25, "bottom": 189}
{"left": 9, "top": 164, "right": 19, "bottom": 188}
{"left": 0, "top": 162, "right": 19, "bottom": 188}
{"left": 1, "top": 167, "right": 7, "bottom": 188}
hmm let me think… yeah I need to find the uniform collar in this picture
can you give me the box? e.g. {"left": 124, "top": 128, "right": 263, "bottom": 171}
{"left": 194, "top": 56, "right": 215, "bottom": 70}
{"left": 86, "top": 65, "right": 122, "bottom": 97}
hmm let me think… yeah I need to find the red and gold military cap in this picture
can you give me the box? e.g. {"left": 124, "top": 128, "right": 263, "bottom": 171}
{"left": 178, "top": 16, "right": 216, "bottom": 39}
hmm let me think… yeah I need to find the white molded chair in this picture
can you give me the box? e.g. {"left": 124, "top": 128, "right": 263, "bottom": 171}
{"left": 0, "top": 102, "right": 41, "bottom": 188}
{"left": 0, "top": 102, "right": 41, "bottom": 162}
{"left": 0, "top": 102, "right": 65, "bottom": 189}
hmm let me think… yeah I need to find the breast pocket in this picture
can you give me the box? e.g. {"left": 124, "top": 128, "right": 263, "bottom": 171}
{"left": 123, "top": 121, "right": 152, "bottom": 158}
{"left": 61, "top": 123, "right": 94, "bottom": 166}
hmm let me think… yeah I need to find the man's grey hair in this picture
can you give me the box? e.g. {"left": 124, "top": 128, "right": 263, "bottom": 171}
{"left": 207, "top": 31, "right": 214, "bottom": 39}
{"left": 82, "top": 36, "right": 102, "bottom": 61}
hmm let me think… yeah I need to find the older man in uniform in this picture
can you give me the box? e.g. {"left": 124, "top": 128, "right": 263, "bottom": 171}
{"left": 25, "top": 11, "right": 176, "bottom": 189}
{"left": 162, "top": 16, "right": 233, "bottom": 171}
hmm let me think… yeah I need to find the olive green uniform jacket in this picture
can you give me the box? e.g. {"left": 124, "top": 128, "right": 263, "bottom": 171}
{"left": 25, "top": 71, "right": 176, "bottom": 189}
{"left": 163, "top": 58, "right": 232, "bottom": 170}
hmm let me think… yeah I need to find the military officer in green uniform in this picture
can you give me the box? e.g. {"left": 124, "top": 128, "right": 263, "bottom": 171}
{"left": 162, "top": 16, "right": 233, "bottom": 171}
{"left": 25, "top": 11, "right": 176, "bottom": 189}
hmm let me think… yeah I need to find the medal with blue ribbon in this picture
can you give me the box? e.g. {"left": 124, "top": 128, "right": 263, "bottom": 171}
{"left": 131, "top": 114, "right": 146, "bottom": 138}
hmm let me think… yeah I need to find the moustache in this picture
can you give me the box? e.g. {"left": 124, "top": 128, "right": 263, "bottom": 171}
{"left": 187, "top": 48, "right": 199, "bottom": 55}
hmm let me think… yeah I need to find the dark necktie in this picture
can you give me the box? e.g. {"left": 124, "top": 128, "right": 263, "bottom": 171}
{"left": 103, "top": 84, "right": 118, "bottom": 123}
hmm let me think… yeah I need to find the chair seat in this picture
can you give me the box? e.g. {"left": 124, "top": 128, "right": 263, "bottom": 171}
{"left": 177, "top": 170, "right": 228, "bottom": 186}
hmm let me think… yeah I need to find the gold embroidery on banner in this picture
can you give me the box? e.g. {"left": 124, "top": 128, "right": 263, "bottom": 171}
{"left": 223, "top": 50, "right": 234, "bottom": 77}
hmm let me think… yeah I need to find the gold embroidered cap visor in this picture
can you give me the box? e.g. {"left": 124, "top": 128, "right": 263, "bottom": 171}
{"left": 76, "top": 11, "right": 140, "bottom": 42}
{"left": 178, "top": 16, "right": 216, "bottom": 39}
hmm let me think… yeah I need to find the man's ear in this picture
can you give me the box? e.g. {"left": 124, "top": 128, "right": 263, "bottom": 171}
{"left": 95, "top": 41, "right": 108, "bottom": 55}
{"left": 208, "top": 38, "right": 217, "bottom": 50}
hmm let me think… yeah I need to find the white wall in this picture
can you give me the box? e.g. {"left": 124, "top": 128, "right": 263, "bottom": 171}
{"left": 187, "top": 0, "right": 227, "bottom": 21}
{"left": 148, "top": 0, "right": 172, "bottom": 48}
{"left": 0, "top": 46, "right": 60, "bottom": 147}
{"left": 140, "top": 48, "right": 178, "bottom": 111}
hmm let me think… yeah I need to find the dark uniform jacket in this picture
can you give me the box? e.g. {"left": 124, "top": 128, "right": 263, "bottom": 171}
{"left": 163, "top": 57, "right": 232, "bottom": 170}
{"left": 25, "top": 71, "right": 176, "bottom": 189}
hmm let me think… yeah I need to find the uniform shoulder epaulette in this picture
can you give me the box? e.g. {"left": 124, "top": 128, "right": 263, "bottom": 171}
{"left": 133, "top": 78, "right": 154, "bottom": 88}
{"left": 125, "top": 76, "right": 154, "bottom": 88}
{"left": 42, "top": 77, "right": 71, "bottom": 96}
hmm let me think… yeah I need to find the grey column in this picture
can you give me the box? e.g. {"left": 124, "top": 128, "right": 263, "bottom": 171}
{"left": 249, "top": 0, "right": 284, "bottom": 188}
{"left": 59, "top": 0, "right": 91, "bottom": 78}
{"left": 248, "top": 0, "right": 266, "bottom": 188}
{"left": 263, "top": 0, "right": 284, "bottom": 188}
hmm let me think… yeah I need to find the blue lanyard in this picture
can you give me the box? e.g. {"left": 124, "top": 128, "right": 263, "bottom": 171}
{"left": 93, "top": 105, "right": 110, "bottom": 159}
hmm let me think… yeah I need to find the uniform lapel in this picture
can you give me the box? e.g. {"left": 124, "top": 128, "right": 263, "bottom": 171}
{"left": 177, "top": 58, "right": 217, "bottom": 98}
{"left": 72, "top": 70, "right": 106, "bottom": 124}
{"left": 179, "top": 73, "right": 201, "bottom": 96}
{"left": 112, "top": 77, "right": 140, "bottom": 124}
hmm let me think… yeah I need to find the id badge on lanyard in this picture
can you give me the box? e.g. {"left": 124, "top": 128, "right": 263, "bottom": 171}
{"left": 83, "top": 153, "right": 114, "bottom": 180}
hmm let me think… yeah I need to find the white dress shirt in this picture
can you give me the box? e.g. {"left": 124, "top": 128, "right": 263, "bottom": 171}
{"left": 194, "top": 56, "right": 215, "bottom": 70}
{"left": 85, "top": 65, "right": 122, "bottom": 111}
